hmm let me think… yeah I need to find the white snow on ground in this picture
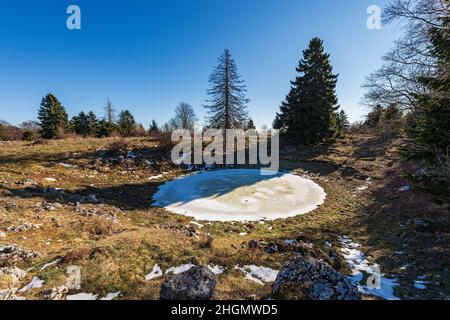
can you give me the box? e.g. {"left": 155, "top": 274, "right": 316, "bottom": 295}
{"left": 208, "top": 265, "right": 225, "bottom": 275}
{"left": 153, "top": 169, "right": 326, "bottom": 222}
{"left": 145, "top": 264, "right": 163, "bottom": 281}
{"left": 19, "top": 277, "right": 44, "bottom": 292}
{"left": 414, "top": 276, "right": 429, "bottom": 289}
{"left": 40, "top": 259, "right": 61, "bottom": 270}
{"left": 59, "top": 163, "right": 77, "bottom": 168}
{"left": 66, "top": 293, "right": 98, "bottom": 300}
{"left": 44, "top": 177, "right": 57, "bottom": 182}
{"left": 100, "top": 292, "right": 121, "bottom": 300}
{"left": 339, "top": 236, "right": 400, "bottom": 300}
{"left": 234, "top": 265, "right": 278, "bottom": 285}
{"left": 189, "top": 221, "right": 204, "bottom": 228}
{"left": 148, "top": 173, "right": 168, "bottom": 181}
{"left": 165, "top": 263, "right": 195, "bottom": 275}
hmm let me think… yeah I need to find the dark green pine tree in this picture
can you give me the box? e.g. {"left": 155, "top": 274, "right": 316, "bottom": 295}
{"left": 408, "top": 16, "right": 450, "bottom": 159}
{"left": 118, "top": 110, "right": 136, "bottom": 137}
{"left": 274, "top": 38, "right": 340, "bottom": 144}
{"left": 246, "top": 118, "right": 256, "bottom": 130}
{"left": 86, "top": 111, "right": 98, "bottom": 136}
{"left": 149, "top": 119, "right": 159, "bottom": 133}
{"left": 204, "top": 49, "right": 249, "bottom": 129}
{"left": 70, "top": 111, "right": 89, "bottom": 136}
{"left": 37, "top": 94, "right": 69, "bottom": 139}
{"left": 70, "top": 111, "right": 98, "bottom": 136}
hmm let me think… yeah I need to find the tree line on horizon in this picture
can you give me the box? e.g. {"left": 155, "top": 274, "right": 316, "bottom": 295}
{"left": 1, "top": 42, "right": 349, "bottom": 143}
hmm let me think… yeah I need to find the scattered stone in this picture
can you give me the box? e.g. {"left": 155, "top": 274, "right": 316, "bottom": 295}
{"left": 0, "top": 231, "right": 6, "bottom": 238}
{"left": 272, "top": 255, "right": 361, "bottom": 300}
{"left": 81, "top": 194, "right": 100, "bottom": 204}
{"left": 0, "top": 288, "right": 25, "bottom": 300}
{"left": 42, "top": 286, "right": 68, "bottom": 300}
{"left": 0, "top": 245, "right": 42, "bottom": 267}
{"left": 0, "top": 266, "right": 28, "bottom": 285}
{"left": 160, "top": 265, "right": 217, "bottom": 300}
{"left": 16, "top": 178, "right": 35, "bottom": 186}
{"left": 7, "top": 222, "right": 42, "bottom": 233}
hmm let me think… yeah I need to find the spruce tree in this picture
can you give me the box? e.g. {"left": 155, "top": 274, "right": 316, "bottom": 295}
{"left": 408, "top": 16, "right": 450, "bottom": 159}
{"left": 118, "top": 110, "right": 136, "bottom": 137}
{"left": 274, "top": 38, "right": 340, "bottom": 144}
{"left": 70, "top": 111, "right": 89, "bottom": 136}
{"left": 86, "top": 111, "right": 98, "bottom": 136}
{"left": 149, "top": 119, "right": 159, "bottom": 133}
{"left": 204, "top": 49, "right": 249, "bottom": 129}
{"left": 246, "top": 118, "right": 256, "bottom": 130}
{"left": 37, "top": 94, "right": 69, "bottom": 139}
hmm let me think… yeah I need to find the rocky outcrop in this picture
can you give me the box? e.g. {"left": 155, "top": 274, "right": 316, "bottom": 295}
{"left": 42, "top": 286, "right": 69, "bottom": 300}
{"left": 160, "top": 265, "right": 217, "bottom": 300}
{"left": 0, "top": 266, "right": 27, "bottom": 285}
{"left": 0, "top": 245, "right": 42, "bottom": 267}
{"left": 272, "top": 255, "right": 361, "bottom": 300}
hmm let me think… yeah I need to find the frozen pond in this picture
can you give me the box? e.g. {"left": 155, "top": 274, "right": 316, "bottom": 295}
{"left": 153, "top": 169, "right": 326, "bottom": 222}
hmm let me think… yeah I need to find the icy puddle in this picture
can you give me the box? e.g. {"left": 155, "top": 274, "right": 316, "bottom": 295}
{"left": 153, "top": 169, "right": 326, "bottom": 222}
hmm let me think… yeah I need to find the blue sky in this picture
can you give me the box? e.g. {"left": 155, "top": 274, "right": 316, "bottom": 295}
{"left": 0, "top": 0, "right": 400, "bottom": 128}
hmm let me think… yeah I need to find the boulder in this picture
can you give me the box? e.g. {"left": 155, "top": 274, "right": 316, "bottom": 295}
{"left": 160, "top": 265, "right": 217, "bottom": 300}
{"left": 272, "top": 255, "right": 361, "bottom": 300}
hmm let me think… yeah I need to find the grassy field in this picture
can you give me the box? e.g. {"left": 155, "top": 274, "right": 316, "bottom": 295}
{"left": 0, "top": 134, "right": 449, "bottom": 300}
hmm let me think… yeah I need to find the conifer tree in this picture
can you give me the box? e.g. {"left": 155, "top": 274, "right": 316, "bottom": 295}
{"left": 118, "top": 110, "right": 136, "bottom": 137}
{"left": 246, "top": 118, "right": 256, "bottom": 130}
{"left": 149, "top": 119, "right": 159, "bottom": 133}
{"left": 274, "top": 38, "right": 340, "bottom": 144}
{"left": 204, "top": 49, "right": 249, "bottom": 129}
{"left": 37, "top": 94, "right": 69, "bottom": 139}
{"left": 407, "top": 15, "right": 450, "bottom": 159}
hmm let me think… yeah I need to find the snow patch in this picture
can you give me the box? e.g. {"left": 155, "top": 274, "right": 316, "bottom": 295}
{"left": 100, "top": 292, "right": 121, "bottom": 300}
{"left": 165, "top": 263, "right": 195, "bottom": 275}
{"left": 234, "top": 265, "right": 278, "bottom": 285}
{"left": 339, "top": 236, "right": 400, "bottom": 300}
{"left": 19, "top": 277, "right": 44, "bottom": 292}
{"left": 145, "top": 264, "right": 163, "bottom": 281}
{"left": 66, "top": 293, "right": 98, "bottom": 300}
{"left": 40, "top": 259, "right": 61, "bottom": 270}
{"left": 208, "top": 265, "right": 225, "bottom": 275}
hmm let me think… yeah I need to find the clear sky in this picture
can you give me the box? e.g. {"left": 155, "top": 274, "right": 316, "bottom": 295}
{"left": 0, "top": 0, "right": 400, "bottom": 128}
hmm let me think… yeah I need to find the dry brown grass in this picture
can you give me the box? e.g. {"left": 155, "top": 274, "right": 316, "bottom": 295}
{"left": 0, "top": 135, "right": 448, "bottom": 300}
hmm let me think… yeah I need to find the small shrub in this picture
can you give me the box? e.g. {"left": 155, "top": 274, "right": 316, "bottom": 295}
{"left": 22, "top": 130, "right": 38, "bottom": 141}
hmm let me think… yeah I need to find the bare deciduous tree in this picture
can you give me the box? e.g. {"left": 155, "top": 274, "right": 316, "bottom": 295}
{"left": 363, "top": 0, "right": 449, "bottom": 111}
{"left": 170, "top": 102, "right": 198, "bottom": 131}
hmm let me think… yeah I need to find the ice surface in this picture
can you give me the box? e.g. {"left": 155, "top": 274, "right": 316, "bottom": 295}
{"left": 153, "top": 169, "right": 326, "bottom": 222}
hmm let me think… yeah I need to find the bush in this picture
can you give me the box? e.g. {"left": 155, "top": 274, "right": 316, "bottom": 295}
{"left": 22, "top": 130, "right": 38, "bottom": 141}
